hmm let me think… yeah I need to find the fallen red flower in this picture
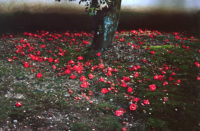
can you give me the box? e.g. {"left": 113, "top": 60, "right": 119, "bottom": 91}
{"left": 70, "top": 75, "right": 76, "bottom": 79}
{"left": 88, "top": 73, "right": 94, "bottom": 79}
{"left": 149, "top": 84, "right": 156, "bottom": 91}
{"left": 129, "top": 103, "right": 137, "bottom": 111}
{"left": 96, "top": 52, "right": 101, "bottom": 57}
{"left": 101, "top": 88, "right": 108, "bottom": 94}
{"left": 127, "top": 87, "right": 133, "bottom": 93}
{"left": 81, "top": 81, "right": 89, "bottom": 88}
{"left": 115, "top": 108, "right": 126, "bottom": 116}
{"left": 37, "top": 73, "right": 42, "bottom": 78}
{"left": 143, "top": 99, "right": 150, "bottom": 105}
{"left": 24, "top": 62, "right": 29, "bottom": 68}
{"left": 16, "top": 102, "right": 22, "bottom": 107}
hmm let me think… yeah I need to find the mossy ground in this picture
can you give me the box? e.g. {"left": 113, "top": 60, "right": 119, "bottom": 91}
{"left": 0, "top": 30, "right": 199, "bottom": 130}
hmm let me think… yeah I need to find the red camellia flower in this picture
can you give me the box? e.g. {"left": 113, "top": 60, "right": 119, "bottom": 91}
{"left": 115, "top": 108, "right": 126, "bottom": 116}
{"left": 101, "top": 88, "right": 108, "bottom": 94}
{"left": 121, "top": 127, "right": 127, "bottom": 131}
{"left": 16, "top": 102, "right": 22, "bottom": 107}
{"left": 96, "top": 52, "right": 101, "bottom": 57}
{"left": 115, "top": 110, "right": 123, "bottom": 116}
{"left": 150, "top": 50, "right": 155, "bottom": 55}
{"left": 99, "top": 77, "right": 105, "bottom": 82}
{"left": 68, "top": 60, "right": 75, "bottom": 65}
{"left": 8, "top": 58, "right": 13, "bottom": 62}
{"left": 88, "top": 73, "right": 94, "bottom": 79}
{"left": 70, "top": 75, "right": 76, "bottom": 79}
{"left": 134, "top": 72, "right": 139, "bottom": 78}
{"left": 41, "top": 44, "right": 46, "bottom": 48}
{"left": 154, "top": 75, "right": 164, "bottom": 80}
{"left": 169, "top": 77, "right": 174, "bottom": 81}
{"left": 54, "top": 59, "right": 60, "bottom": 64}
{"left": 121, "top": 82, "right": 127, "bottom": 88}
{"left": 131, "top": 65, "right": 141, "bottom": 71}
{"left": 37, "top": 51, "right": 41, "bottom": 56}
{"left": 99, "top": 63, "right": 104, "bottom": 69}
{"left": 64, "top": 69, "right": 71, "bottom": 74}
{"left": 24, "top": 62, "right": 29, "bottom": 68}
{"left": 83, "top": 40, "right": 89, "bottom": 45}
{"left": 132, "top": 66, "right": 137, "bottom": 71}
{"left": 52, "top": 65, "right": 56, "bottom": 70}
{"left": 163, "top": 97, "right": 168, "bottom": 102}
{"left": 143, "top": 99, "right": 150, "bottom": 105}
{"left": 154, "top": 75, "right": 159, "bottom": 80}
{"left": 161, "top": 71, "right": 166, "bottom": 74}
{"left": 107, "top": 67, "right": 112, "bottom": 71}
{"left": 127, "top": 87, "right": 133, "bottom": 93}
{"left": 48, "top": 57, "right": 53, "bottom": 63}
{"left": 194, "top": 61, "right": 200, "bottom": 68}
{"left": 81, "top": 81, "right": 89, "bottom": 88}
{"left": 80, "top": 75, "right": 87, "bottom": 81}
{"left": 176, "top": 79, "right": 181, "bottom": 84}
{"left": 149, "top": 84, "right": 156, "bottom": 91}
{"left": 123, "top": 76, "right": 130, "bottom": 82}
{"left": 129, "top": 103, "right": 137, "bottom": 111}
{"left": 163, "top": 81, "right": 168, "bottom": 86}
{"left": 106, "top": 71, "right": 112, "bottom": 76}
{"left": 168, "top": 50, "right": 173, "bottom": 53}
{"left": 73, "top": 65, "right": 83, "bottom": 74}
{"left": 68, "top": 89, "right": 73, "bottom": 94}
{"left": 12, "top": 56, "right": 17, "bottom": 60}
{"left": 136, "top": 65, "right": 141, "bottom": 69}
{"left": 66, "top": 64, "right": 72, "bottom": 69}
{"left": 197, "top": 76, "right": 200, "bottom": 80}
{"left": 113, "top": 68, "right": 118, "bottom": 72}
{"left": 119, "top": 38, "right": 125, "bottom": 42}
{"left": 77, "top": 56, "right": 83, "bottom": 61}
{"left": 133, "top": 97, "right": 140, "bottom": 102}
{"left": 171, "top": 72, "right": 176, "bottom": 76}
{"left": 37, "top": 73, "right": 42, "bottom": 78}
{"left": 142, "top": 59, "right": 147, "bottom": 63}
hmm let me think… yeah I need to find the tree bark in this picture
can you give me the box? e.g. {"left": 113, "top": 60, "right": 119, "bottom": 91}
{"left": 90, "top": 0, "right": 122, "bottom": 50}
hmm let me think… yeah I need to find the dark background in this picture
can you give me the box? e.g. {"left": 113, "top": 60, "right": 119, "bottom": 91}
{"left": 0, "top": 10, "right": 199, "bottom": 34}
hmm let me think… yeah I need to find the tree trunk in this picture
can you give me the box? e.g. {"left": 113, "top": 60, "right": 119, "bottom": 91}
{"left": 90, "top": 0, "right": 122, "bottom": 50}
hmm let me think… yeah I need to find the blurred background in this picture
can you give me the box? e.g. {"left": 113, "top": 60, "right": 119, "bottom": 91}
{"left": 0, "top": 0, "right": 200, "bottom": 34}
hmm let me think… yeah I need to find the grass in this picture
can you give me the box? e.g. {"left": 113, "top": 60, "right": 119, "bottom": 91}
{"left": 0, "top": 29, "right": 199, "bottom": 130}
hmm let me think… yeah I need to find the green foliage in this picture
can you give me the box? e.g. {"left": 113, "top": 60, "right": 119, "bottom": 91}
{"left": 140, "top": 40, "right": 200, "bottom": 130}
{"left": 0, "top": 98, "right": 11, "bottom": 124}
{"left": 71, "top": 122, "right": 92, "bottom": 131}
{"left": 146, "top": 117, "right": 168, "bottom": 130}
{"left": 97, "top": 102, "right": 115, "bottom": 112}
{"left": 96, "top": 115, "right": 122, "bottom": 131}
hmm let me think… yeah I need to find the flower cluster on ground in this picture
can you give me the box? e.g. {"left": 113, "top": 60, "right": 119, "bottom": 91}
{"left": 0, "top": 29, "right": 199, "bottom": 130}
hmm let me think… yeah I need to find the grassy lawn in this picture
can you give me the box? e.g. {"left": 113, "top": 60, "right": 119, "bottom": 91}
{"left": 0, "top": 29, "right": 199, "bottom": 130}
